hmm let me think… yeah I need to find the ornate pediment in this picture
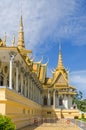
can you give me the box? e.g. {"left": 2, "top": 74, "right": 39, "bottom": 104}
{"left": 55, "top": 73, "right": 67, "bottom": 84}
{"left": 50, "top": 71, "right": 68, "bottom": 87}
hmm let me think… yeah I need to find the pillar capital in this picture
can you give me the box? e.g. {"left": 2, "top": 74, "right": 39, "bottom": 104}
{"left": 9, "top": 51, "right": 17, "bottom": 60}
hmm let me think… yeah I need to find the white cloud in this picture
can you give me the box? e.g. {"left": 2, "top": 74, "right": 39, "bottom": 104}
{"left": 0, "top": 0, "right": 82, "bottom": 51}
{"left": 0, "top": 1, "right": 86, "bottom": 99}
{"left": 69, "top": 70, "right": 86, "bottom": 98}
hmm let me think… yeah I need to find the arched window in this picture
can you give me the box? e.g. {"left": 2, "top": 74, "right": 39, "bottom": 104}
{"left": 59, "top": 97, "right": 63, "bottom": 106}
{"left": 0, "top": 75, "right": 4, "bottom": 86}
{"left": 44, "top": 96, "right": 47, "bottom": 105}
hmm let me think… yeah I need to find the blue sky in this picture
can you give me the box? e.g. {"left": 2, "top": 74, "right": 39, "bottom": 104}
{"left": 0, "top": 0, "right": 86, "bottom": 98}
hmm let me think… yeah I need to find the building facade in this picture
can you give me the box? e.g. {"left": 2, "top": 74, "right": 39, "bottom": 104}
{"left": 0, "top": 16, "right": 79, "bottom": 129}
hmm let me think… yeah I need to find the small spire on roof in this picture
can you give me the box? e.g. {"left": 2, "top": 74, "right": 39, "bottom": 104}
{"left": 3, "top": 32, "right": 6, "bottom": 46}
{"left": 12, "top": 34, "right": 15, "bottom": 47}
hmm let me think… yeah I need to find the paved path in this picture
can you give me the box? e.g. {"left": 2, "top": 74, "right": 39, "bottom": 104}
{"left": 19, "top": 119, "right": 81, "bottom": 130}
{"left": 70, "top": 119, "right": 86, "bottom": 130}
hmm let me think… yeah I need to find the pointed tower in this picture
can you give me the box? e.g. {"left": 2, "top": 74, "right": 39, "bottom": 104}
{"left": 17, "top": 15, "right": 25, "bottom": 50}
{"left": 56, "top": 42, "right": 64, "bottom": 70}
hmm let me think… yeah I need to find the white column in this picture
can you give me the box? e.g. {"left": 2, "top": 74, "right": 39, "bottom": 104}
{"left": 29, "top": 78, "right": 31, "bottom": 99}
{"left": 68, "top": 95, "right": 72, "bottom": 109}
{"left": 36, "top": 87, "right": 38, "bottom": 103}
{"left": 16, "top": 66, "right": 18, "bottom": 92}
{"left": 31, "top": 80, "right": 32, "bottom": 99}
{"left": 53, "top": 90, "right": 56, "bottom": 108}
{"left": 21, "top": 71, "right": 24, "bottom": 95}
{"left": 39, "top": 90, "right": 40, "bottom": 104}
{"left": 28, "top": 77, "right": 30, "bottom": 98}
{"left": 25, "top": 79, "right": 27, "bottom": 97}
{"left": 32, "top": 82, "right": 34, "bottom": 101}
{"left": 32, "top": 81, "right": 33, "bottom": 100}
{"left": 56, "top": 95, "right": 59, "bottom": 108}
{"left": 35, "top": 86, "right": 36, "bottom": 102}
{"left": 9, "top": 55, "right": 14, "bottom": 89}
{"left": 48, "top": 90, "right": 50, "bottom": 106}
{"left": 33, "top": 84, "right": 35, "bottom": 101}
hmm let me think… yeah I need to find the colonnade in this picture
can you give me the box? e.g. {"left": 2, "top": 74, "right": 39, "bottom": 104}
{"left": 47, "top": 90, "right": 56, "bottom": 108}
{"left": 1, "top": 51, "right": 72, "bottom": 108}
{"left": 9, "top": 52, "right": 42, "bottom": 105}
{"left": 45, "top": 90, "right": 72, "bottom": 109}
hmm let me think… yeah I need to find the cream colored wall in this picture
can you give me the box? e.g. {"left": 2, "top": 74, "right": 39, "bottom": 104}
{"left": 42, "top": 107, "right": 61, "bottom": 119}
{"left": 0, "top": 88, "right": 42, "bottom": 129}
{"left": 0, "top": 104, "right": 6, "bottom": 114}
{"left": 0, "top": 88, "right": 6, "bottom": 114}
{"left": 42, "top": 107, "right": 80, "bottom": 119}
{"left": 0, "top": 87, "right": 81, "bottom": 129}
{"left": 62, "top": 109, "right": 80, "bottom": 119}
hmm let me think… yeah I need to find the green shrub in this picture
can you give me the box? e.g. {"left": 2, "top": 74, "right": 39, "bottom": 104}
{"left": 0, "top": 114, "right": 16, "bottom": 130}
{"left": 81, "top": 113, "right": 85, "bottom": 119}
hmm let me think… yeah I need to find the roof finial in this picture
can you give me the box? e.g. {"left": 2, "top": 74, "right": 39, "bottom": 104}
{"left": 56, "top": 40, "right": 64, "bottom": 69}
{"left": 17, "top": 15, "right": 25, "bottom": 50}
{"left": 12, "top": 34, "right": 15, "bottom": 47}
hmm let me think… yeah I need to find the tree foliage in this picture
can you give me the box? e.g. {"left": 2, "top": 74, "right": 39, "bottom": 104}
{"left": 0, "top": 114, "right": 16, "bottom": 130}
{"left": 73, "top": 91, "right": 86, "bottom": 112}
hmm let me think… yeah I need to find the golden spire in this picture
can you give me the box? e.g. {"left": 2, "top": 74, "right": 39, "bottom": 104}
{"left": 12, "top": 34, "right": 15, "bottom": 47}
{"left": 17, "top": 15, "right": 25, "bottom": 50}
{"left": 3, "top": 32, "right": 6, "bottom": 46}
{"left": 56, "top": 41, "right": 64, "bottom": 69}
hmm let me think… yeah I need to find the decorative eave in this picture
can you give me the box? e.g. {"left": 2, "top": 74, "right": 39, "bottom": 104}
{"left": 33, "top": 61, "right": 41, "bottom": 64}
{"left": 19, "top": 49, "right": 32, "bottom": 55}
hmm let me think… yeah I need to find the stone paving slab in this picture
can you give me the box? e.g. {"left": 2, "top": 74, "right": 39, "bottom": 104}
{"left": 19, "top": 120, "right": 81, "bottom": 130}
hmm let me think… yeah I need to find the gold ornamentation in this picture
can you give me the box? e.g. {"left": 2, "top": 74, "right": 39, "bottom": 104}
{"left": 3, "top": 32, "right": 6, "bottom": 46}
{"left": 12, "top": 35, "right": 15, "bottom": 46}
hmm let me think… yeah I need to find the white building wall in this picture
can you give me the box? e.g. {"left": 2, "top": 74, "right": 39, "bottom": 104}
{"left": 63, "top": 95, "right": 68, "bottom": 109}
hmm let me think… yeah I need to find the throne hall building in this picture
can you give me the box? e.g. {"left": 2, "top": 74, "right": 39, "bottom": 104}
{"left": 0, "top": 16, "right": 79, "bottom": 129}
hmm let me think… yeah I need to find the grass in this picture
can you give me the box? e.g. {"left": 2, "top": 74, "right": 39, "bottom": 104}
{"left": 78, "top": 118, "right": 86, "bottom": 122}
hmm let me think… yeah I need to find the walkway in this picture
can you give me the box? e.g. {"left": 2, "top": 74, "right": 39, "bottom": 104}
{"left": 70, "top": 119, "right": 86, "bottom": 130}
{"left": 19, "top": 119, "right": 81, "bottom": 130}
